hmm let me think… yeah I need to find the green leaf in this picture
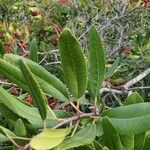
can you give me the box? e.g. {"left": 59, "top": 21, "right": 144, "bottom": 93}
{"left": 0, "top": 126, "right": 16, "bottom": 139}
{"left": 74, "top": 145, "right": 96, "bottom": 150}
{"left": 59, "top": 28, "right": 87, "bottom": 98}
{"left": 134, "top": 132, "right": 146, "bottom": 150}
{"left": 93, "top": 140, "right": 103, "bottom": 150}
{"left": 19, "top": 59, "right": 48, "bottom": 120}
{"left": 29, "top": 38, "right": 38, "bottom": 62}
{"left": 102, "top": 147, "right": 109, "bottom": 150}
{"left": 0, "top": 146, "right": 13, "bottom": 150}
{"left": 14, "top": 119, "right": 26, "bottom": 137}
{"left": 102, "top": 117, "right": 122, "bottom": 150}
{"left": 106, "top": 58, "right": 120, "bottom": 79}
{"left": 30, "top": 128, "right": 71, "bottom": 150}
{"left": 88, "top": 25, "right": 105, "bottom": 97}
{"left": 0, "top": 103, "right": 19, "bottom": 121}
{"left": 0, "top": 134, "right": 9, "bottom": 143}
{"left": 0, "top": 58, "right": 68, "bottom": 102}
{"left": 110, "top": 115, "right": 150, "bottom": 134}
{"left": 102, "top": 103, "right": 150, "bottom": 118}
{"left": 0, "top": 40, "right": 5, "bottom": 57}
{"left": 57, "top": 124, "right": 96, "bottom": 150}
{"left": 0, "top": 86, "right": 58, "bottom": 128}
{"left": 102, "top": 103, "right": 150, "bottom": 134}
{"left": 124, "top": 92, "right": 145, "bottom": 149}
{"left": 120, "top": 134, "right": 134, "bottom": 150}
{"left": 4, "top": 53, "right": 69, "bottom": 100}
{"left": 0, "top": 59, "right": 28, "bottom": 91}
{"left": 13, "top": 119, "right": 27, "bottom": 147}
{"left": 124, "top": 92, "right": 144, "bottom": 105}
{"left": 144, "top": 131, "right": 150, "bottom": 150}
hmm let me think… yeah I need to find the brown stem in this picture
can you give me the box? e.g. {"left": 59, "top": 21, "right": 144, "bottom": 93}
{"left": 53, "top": 112, "right": 97, "bottom": 129}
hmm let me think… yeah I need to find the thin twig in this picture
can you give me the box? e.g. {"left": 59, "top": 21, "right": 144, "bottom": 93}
{"left": 53, "top": 112, "right": 96, "bottom": 129}
{"left": 128, "top": 86, "right": 150, "bottom": 91}
{"left": 123, "top": 68, "right": 150, "bottom": 90}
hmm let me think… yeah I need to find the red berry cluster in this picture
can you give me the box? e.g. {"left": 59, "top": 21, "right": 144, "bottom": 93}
{"left": 51, "top": 25, "right": 62, "bottom": 46}
{"left": 143, "top": 0, "right": 150, "bottom": 7}
{"left": 4, "top": 43, "right": 11, "bottom": 53}
{"left": 10, "top": 86, "right": 19, "bottom": 96}
{"left": 47, "top": 96, "right": 58, "bottom": 109}
{"left": 25, "top": 96, "right": 33, "bottom": 105}
{"left": 0, "top": 33, "right": 12, "bottom": 53}
{"left": 31, "top": 10, "right": 41, "bottom": 16}
{"left": 0, "top": 33, "right": 5, "bottom": 39}
{"left": 58, "top": 0, "right": 70, "bottom": 5}
{"left": 124, "top": 47, "right": 131, "bottom": 55}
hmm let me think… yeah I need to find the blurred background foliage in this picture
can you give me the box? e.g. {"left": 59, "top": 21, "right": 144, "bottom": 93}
{"left": 0, "top": 0, "right": 150, "bottom": 100}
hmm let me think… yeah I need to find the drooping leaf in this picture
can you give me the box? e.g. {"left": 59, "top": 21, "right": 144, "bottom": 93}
{"left": 29, "top": 38, "right": 38, "bottom": 62}
{"left": 19, "top": 59, "right": 47, "bottom": 120}
{"left": 0, "top": 86, "right": 58, "bottom": 128}
{"left": 4, "top": 53, "right": 69, "bottom": 100}
{"left": 30, "top": 128, "right": 71, "bottom": 150}
{"left": 59, "top": 28, "right": 87, "bottom": 98}
{"left": 0, "top": 58, "right": 68, "bottom": 101}
{"left": 0, "top": 40, "right": 5, "bottom": 57}
{"left": 124, "top": 92, "right": 144, "bottom": 105}
{"left": 0, "top": 134, "right": 9, "bottom": 143}
{"left": 0, "top": 59, "right": 28, "bottom": 91}
{"left": 88, "top": 25, "right": 105, "bottom": 97}
{"left": 0, "top": 126, "right": 16, "bottom": 139}
{"left": 57, "top": 124, "right": 96, "bottom": 150}
{"left": 102, "top": 117, "right": 122, "bottom": 150}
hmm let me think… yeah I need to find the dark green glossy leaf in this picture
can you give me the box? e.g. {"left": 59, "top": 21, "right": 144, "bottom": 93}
{"left": 59, "top": 28, "right": 87, "bottom": 98}
{"left": 0, "top": 58, "right": 68, "bottom": 102}
{"left": 110, "top": 115, "right": 150, "bottom": 134}
{"left": 102, "top": 117, "right": 122, "bottom": 150}
{"left": 4, "top": 53, "right": 69, "bottom": 101}
{"left": 124, "top": 92, "right": 144, "bottom": 105}
{"left": 102, "top": 103, "right": 150, "bottom": 118}
{"left": 0, "top": 86, "right": 58, "bottom": 128}
{"left": 19, "top": 59, "right": 47, "bottom": 120}
{"left": 88, "top": 25, "right": 105, "bottom": 97}
{"left": 102, "top": 103, "right": 150, "bottom": 134}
